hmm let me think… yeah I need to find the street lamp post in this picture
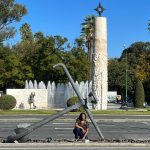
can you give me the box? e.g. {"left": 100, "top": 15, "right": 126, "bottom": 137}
{"left": 148, "top": 20, "right": 150, "bottom": 41}
{"left": 124, "top": 45, "right": 128, "bottom": 103}
{"left": 148, "top": 20, "right": 150, "bottom": 31}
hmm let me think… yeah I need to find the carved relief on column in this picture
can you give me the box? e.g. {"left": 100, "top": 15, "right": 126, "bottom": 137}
{"left": 92, "top": 17, "right": 108, "bottom": 110}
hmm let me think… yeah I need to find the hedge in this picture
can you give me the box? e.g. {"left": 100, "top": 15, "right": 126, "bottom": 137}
{"left": 0, "top": 95, "right": 16, "bottom": 110}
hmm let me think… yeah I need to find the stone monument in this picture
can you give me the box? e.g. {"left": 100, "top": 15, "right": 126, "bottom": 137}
{"left": 92, "top": 2, "right": 108, "bottom": 110}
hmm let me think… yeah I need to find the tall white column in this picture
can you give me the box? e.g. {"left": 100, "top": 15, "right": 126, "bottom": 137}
{"left": 92, "top": 17, "right": 108, "bottom": 110}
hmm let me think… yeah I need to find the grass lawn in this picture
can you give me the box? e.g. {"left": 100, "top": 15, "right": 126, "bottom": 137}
{"left": 0, "top": 108, "right": 150, "bottom": 115}
{"left": 0, "top": 109, "right": 58, "bottom": 115}
{"left": 91, "top": 109, "right": 150, "bottom": 115}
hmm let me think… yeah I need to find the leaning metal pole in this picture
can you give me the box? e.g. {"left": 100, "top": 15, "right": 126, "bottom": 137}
{"left": 53, "top": 63, "right": 104, "bottom": 139}
{"left": 7, "top": 102, "right": 82, "bottom": 143}
{"left": 6, "top": 63, "right": 104, "bottom": 143}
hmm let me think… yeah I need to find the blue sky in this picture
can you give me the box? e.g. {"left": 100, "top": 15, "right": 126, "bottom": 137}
{"left": 10, "top": 0, "right": 150, "bottom": 58}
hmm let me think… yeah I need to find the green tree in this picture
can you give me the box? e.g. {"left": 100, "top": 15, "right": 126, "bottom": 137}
{"left": 34, "top": 32, "right": 45, "bottom": 43}
{"left": 120, "top": 42, "right": 150, "bottom": 77}
{"left": 16, "top": 23, "right": 36, "bottom": 62}
{"left": 120, "top": 42, "right": 150, "bottom": 103}
{"left": 0, "top": 0, "right": 27, "bottom": 42}
{"left": 12, "top": 23, "right": 37, "bottom": 84}
{"left": 81, "top": 15, "right": 95, "bottom": 61}
{"left": 32, "top": 35, "right": 68, "bottom": 83}
{"left": 0, "top": 44, "right": 33, "bottom": 91}
{"left": 67, "top": 39, "right": 90, "bottom": 82}
{"left": 108, "top": 58, "right": 134, "bottom": 101}
{"left": 20, "top": 23, "right": 33, "bottom": 42}
{"left": 135, "top": 79, "right": 145, "bottom": 108}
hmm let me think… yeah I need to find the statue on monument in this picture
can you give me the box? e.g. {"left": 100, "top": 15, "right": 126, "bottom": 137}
{"left": 28, "top": 92, "right": 36, "bottom": 109}
{"left": 94, "top": 2, "right": 106, "bottom": 17}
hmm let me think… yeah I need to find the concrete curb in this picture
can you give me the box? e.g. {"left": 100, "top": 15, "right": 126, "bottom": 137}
{"left": 0, "top": 118, "right": 150, "bottom": 123}
{"left": 0, "top": 142, "right": 150, "bottom": 147}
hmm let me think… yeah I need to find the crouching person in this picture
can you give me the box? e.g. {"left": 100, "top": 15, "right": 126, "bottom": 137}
{"left": 73, "top": 112, "right": 89, "bottom": 140}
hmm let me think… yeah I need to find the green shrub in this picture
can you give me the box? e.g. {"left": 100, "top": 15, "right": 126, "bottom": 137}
{"left": 66, "top": 96, "right": 84, "bottom": 112}
{"left": 135, "top": 79, "right": 145, "bottom": 108}
{"left": 0, "top": 95, "right": 16, "bottom": 110}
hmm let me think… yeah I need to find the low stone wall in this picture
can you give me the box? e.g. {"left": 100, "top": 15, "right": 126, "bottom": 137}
{"left": 7, "top": 89, "right": 47, "bottom": 109}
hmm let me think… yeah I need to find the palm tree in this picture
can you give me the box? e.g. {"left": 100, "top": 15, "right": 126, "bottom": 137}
{"left": 81, "top": 15, "right": 95, "bottom": 61}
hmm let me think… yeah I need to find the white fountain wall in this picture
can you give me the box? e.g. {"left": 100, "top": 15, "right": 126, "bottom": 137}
{"left": 7, "top": 80, "right": 117, "bottom": 110}
{"left": 6, "top": 89, "right": 47, "bottom": 109}
{"left": 26, "top": 80, "right": 91, "bottom": 109}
